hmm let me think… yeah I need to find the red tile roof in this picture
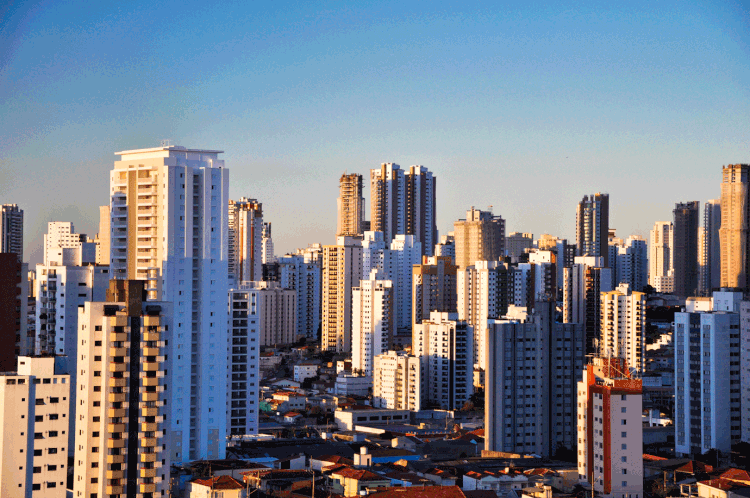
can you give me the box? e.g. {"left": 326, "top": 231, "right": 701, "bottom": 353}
{"left": 699, "top": 478, "right": 750, "bottom": 491}
{"left": 643, "top": 454, "right": 667, "bottom": 461}
{"left": 676, "top": 461, "right": 713, "bottom": 474}
{"left": 720, "top": 469, "right": 750, "bottom": 482}
{"left": 192, "top": 475, "right": 244, "bottom": 490}
{"left": 367, "top": 485, "right": 467, "bottom": 498}
{"left": 332, "top": 467, "right": 389, "bottom": 482}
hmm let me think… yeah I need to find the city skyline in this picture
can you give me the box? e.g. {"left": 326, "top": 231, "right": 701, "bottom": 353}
{"left": 2, "top": 1, "right": 749, "bottom": 262}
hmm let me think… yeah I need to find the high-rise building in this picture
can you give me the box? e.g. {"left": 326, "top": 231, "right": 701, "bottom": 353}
{"left": 484, "top": 300, "right": 584, "bottom": 457}
{"left": 413, "top": 256, "right": 458, "bottom": 327}
{"left": 74, "top": 280, "right": 171, "bottom": 498}
{"left": 370, "top": 163, "right": 436, "bottom": 256}
{"left": 352, "top": 271, "right": 394, "bottom": 376}
{"left": 386, "top": 235, "right": 421, "bottom": 330}
{"left": 0, "top": 253, "right": 27, "bottom": 372}
{"left": 412, "top": 312, "right": 473, "bottom": 410}
{"left": 236, "top": 281, "right": 296, "bottom": 346}
{"left": 453, "top": 207, "right": 505, "bottom": 270}
{"left": 404, "top": 165, "right": 437, "bottom": 256}
{"left": 278, "top": 254, "right": 322, "bottom": 341}
{"left": 600, "top": 285, "right": 646, "bottom": 374}
{"left": 372, "top": 351, "right": 421, "bottom": 411}
{"left": 673, "top": 201, "right": 700, "bottom": 298}
{"left": 322, "top": 236, "right": 363, "bottom": 352}
{"left": 96, "top": 205, "right": 111, "bottom": 265}
{"left": 0, "top": 356, "right": 69, "bottom": 498}
{"left": 675, "top": 291, "right": 742, "bottom": 456}
{"left": 506, "top": 232, "right": 533, "bottom": 262}
{"left": 43, "top": 222, "right": 94, "bottom": 265}
{"left": 434, "top": 234, "right": 455, "bottom": 262}
{"left": 485, "top": 302, "right": 552, "bottom": 457}
{"left": 609, "top": 235, "right": 647, "bottom": 292}
{"left": 563, "top": 256, "right": 613, "bottom": 355}
{"left": 0, "top": 203, "right": 23, "bottom": 259}
{"left": 457, "top": 260, "right": 511, "bottom": 369}
{"left": 576, "top": 193, "right": 609, "bottom": 267}
{"left": 109, "top": 145, "right": 229, "bottom": 462}
{"left": 337, "top": 173, "right": 365, "bottom": 237}
{"left": 699, "top": 199, "right": 721, "bottom": 295}
{"left": 740, "top": 301, "right": 750, "bottom": 444}
{"left": 649, "top": 221, "right": 673, "bottom": 293}
{"left": 228, "top": 197, "right": 263, "bottom": 285}
{"left": 227, "top": 288, "right": 261, "bottom": 437}
{"left": 577, "top": 357, "right": 643, "bottom": 498}
{"left": 720, "top": 164, "right": 750, "bottom": 291}
{"left": 262, "top": 222, "right": 275, "bottom": 264}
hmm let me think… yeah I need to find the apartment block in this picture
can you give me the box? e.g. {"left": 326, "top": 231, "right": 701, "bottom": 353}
{"left": 352, "top": 271, "right": 395, "bottom": 376}
{"left": 563, "top": 256, "right": 613, "bottom": 355}
{"left": 337, "top": 173, "right": 365, "bottom": 237}
{"left": 96, "top": 205, "right": 111, "bottom": 266}
{"left": 673, "top": 201, "right": 700, "bottom": 298}
{"left": 373, "top": 351, "right": 421, "bottom": 411}
{"left": 700, "top": 199, "right": 721, "bottom": 295}
{"left": 109, "top": 144, "right": 229, "bottom": 462}
{"left": 576, "top": 193, "right": 609, "bottom": 267}
{"left": 322, "top": 237, "right": 363, "bottom": 352}
{"left": 720, "top": 164, "right": 750, "bottom": 291}
{"left": 608, "top": 236, "right": 647, "bottom": 292}
{"left": 457, "top": 260, "right": 511, "bottom": 369}
{"left": 454, "top": 207, "right": 505, "bottom": 269}
{"left": 0, "top": 356, "right": 69, "bottom": 498}
{"left": 227, "top": 288, "right": 260, "bottom": 437}
{"left": 413, "top": 255, "right": 457, "bottom": 327}
{"left": 1, "top": 203, "right": 23, "bottom": 258}
{"left": 412, "top": 312, "right": 473, "bottom": 410}
{"left": 506, "top": 232, "right": 533, "bottom": 263}
{"left": 649, "top": 221, "right": 673, "bottom": 292}
{"left": 0, "top": 253, "right": 27, "bottom": 372}
{"left": 234, "top": 281, "right": 296, "bottom": 346}
{"left": 228, "top": 197, "right": 263, "bottom": 285}
{"left": 675, "top": 292, "right": 741, "bottom": 456}
{"left": 277, "top": 254, "right": 322, "bottom": 340}
{"left": 577, "top": 357, "right": 643, "bottom": 498}
{"left": 600, "top": 285, "right": 646, "bottom": 374}
{"left": 74, "top": 280, "right": 171, "bottom": 498}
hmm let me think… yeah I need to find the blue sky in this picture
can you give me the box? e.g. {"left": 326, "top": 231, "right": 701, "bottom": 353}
{"left": 1, "top": 0, "right": 749, "bottom": 262}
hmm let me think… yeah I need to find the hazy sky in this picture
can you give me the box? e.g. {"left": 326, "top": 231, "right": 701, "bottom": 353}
{"left": 2, "top": 0, "right": 749, "bottom": 263}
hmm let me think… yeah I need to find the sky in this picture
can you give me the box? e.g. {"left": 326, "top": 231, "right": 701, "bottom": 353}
{"left": 1, "top": 0, "right": 749, "bottom": 264}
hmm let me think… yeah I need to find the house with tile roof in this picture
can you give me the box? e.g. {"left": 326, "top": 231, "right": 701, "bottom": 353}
{"left": 329, "top": 466, "right": 392, "bottom": 497}
{"left": 187, "top": 475, "right": 247, "bottom": 498}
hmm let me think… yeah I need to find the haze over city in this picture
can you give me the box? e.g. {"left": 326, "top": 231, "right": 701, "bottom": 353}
{"left": 2, "top": 0, "right": 749, "bottom": 263}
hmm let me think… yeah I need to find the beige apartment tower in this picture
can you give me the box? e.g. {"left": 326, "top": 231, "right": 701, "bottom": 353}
{"left": 412, "top": 256, "right": 457, "bottom": 327}
{"left": 74, "top": 280, "right": 171, "bottom": 498}
{"left": 0, "top": 356, "right": 70, "bottom": 498}
{"left": 321, "top": 237, "right": 363, "bottom": 352}
{"left": 337, "top": 173, "right": 365, "bottom": 237}
{"left": 453, "top": 207, "right": 505, "bottom": 270}
{"left": 228, "top": 197, "right": 263, "bottom": 285}
{"left": 720, "top": 164, "right": 750, "bottom": 291}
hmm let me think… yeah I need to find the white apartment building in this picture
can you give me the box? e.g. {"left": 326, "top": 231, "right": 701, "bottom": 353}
{"left": 649, "top": 221, "right": 673, "bottom": 292}
{"left": 43, "top": 221, "right": 97, "bottom": 266}
{"left": 387, "top": 235, "right": 421, "bottom": 330}
{"left": 294, "top": 364, "right": 319, "bottom": 383}
{"left": 228, "top": 197, "right": 263, "bottom": 285}
{"left": 412, "top": 312, "right": 473, "bottom": 410}
{"left": 372, "top": 351, "right": 421, "bottom": 411}
{"left": 0, "top": 356, "right": 69, "bottom": 498}
{"left": 322, "top": 237, "right": 363, "bottom": 353}
{"left": 1, "top": 203, "right": 23, "bottom": 258}
{"left": 600, "top": 285, "right": 646, "bottom": 374}
{"left": 227, "top": 288, "right": 260, "bottom": 437}
{"left": 577, "top": 357, "right": 643, "bottom": 498}
{"left": 34, "top": 263, "right": 110, "bottom": 453}
{"left": 74, "top": 280, "right": 171, "bottom": 498}
{"left": 334, "top": 374, "right": 372, "bottom": 397}
{"left": 434, "top": 234, "right": 455, "bottom": 261}
{"left": 675, "top": 291, "right": 742, "bottom": 456}
{"left": 485, "top": 301, "right": 553, "bottom": 457}
{"left": 608, "top": 236, "right": 647, "bottom": 292}
{"left": 262, "top": 222, "right": 275, "bottom": 264}
{"left": 278, "top": 254, "right": 321, "bottom": 340}
{"left": 458, "top": 260, "right": 510, "bottom": 369}
{"left": 109, "top": 145, "right": 229, "bottom": 462}
{"left": 352, "top": 270, "right": 394, "bottom": 376}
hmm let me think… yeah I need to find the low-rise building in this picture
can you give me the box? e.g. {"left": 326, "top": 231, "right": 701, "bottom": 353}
{"left": 187, "top": 476, "right": 247, "bottom": 498}
{"left": 294, "top": 363, "right": 319, "bottom": 383}
{"left": 335, "top": 374, "right": 372, "bottom": 397}
{"left": 329, "top": 466, "right": 391, "bottom": 497}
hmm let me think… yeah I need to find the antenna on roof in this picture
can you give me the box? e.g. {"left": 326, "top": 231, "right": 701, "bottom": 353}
{"left": 161, "top": 139, "right": 172, "bottom": 147}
